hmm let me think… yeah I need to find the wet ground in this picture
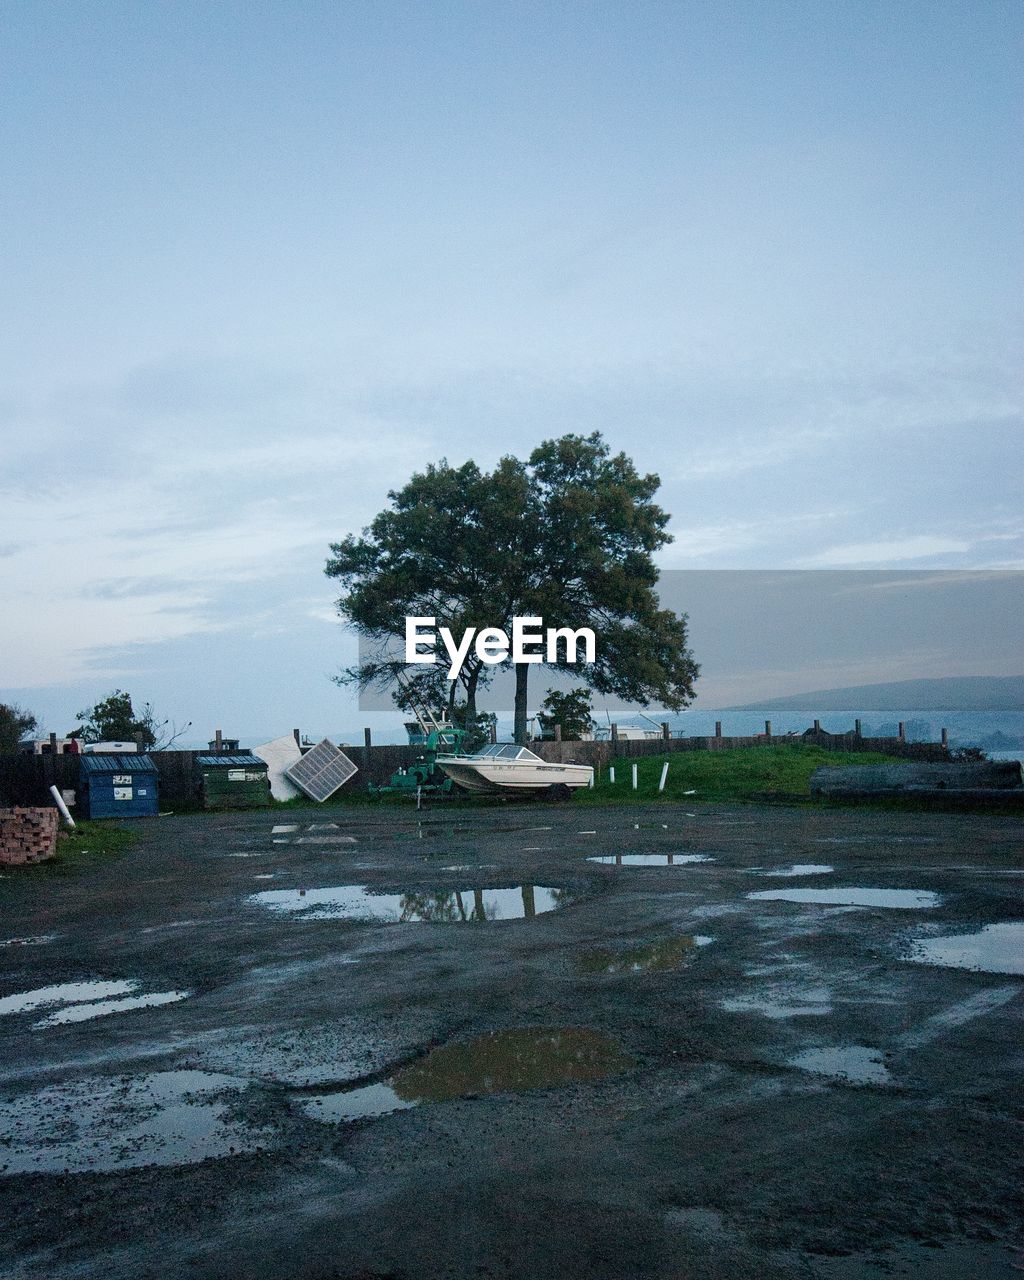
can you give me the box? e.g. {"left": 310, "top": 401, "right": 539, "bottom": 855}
{"left": 0, "top": 801, "right": 1021, "bottom": 1279}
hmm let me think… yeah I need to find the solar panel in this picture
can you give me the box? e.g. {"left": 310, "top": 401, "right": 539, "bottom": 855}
{"left": 285, "top": 739, "right": 358, "bottom": 802}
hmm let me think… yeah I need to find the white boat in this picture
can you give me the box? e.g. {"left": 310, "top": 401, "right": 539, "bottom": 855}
{"left": 435, "top": 743, "right": 594, "bottom": 794}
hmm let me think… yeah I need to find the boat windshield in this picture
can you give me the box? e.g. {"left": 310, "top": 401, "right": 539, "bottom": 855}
{"left": 474, "top": 744, "right": 543, "bottom": 762}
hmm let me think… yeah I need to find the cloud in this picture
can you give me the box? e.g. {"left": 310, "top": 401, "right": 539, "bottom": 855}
{"left": 795, "top": 536, "right": 972, "bottom": 567}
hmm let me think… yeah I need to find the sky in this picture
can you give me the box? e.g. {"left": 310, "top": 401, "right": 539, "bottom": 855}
{"left": 1, "top": 1, "right": 1021, "bottom": 745}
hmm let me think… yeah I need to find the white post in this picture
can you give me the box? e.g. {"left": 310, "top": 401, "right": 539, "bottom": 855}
{"left": 49, "top": 785, "right": 76, "bottom": 829}
{"left": 609, "top": 765, "right": 616, "bottom": 784}
{"left": 588, "top": 771, "right": 594, "bottom": 788}
{"left": 658, "top": 762, "right": 669, "bottom": 793}
{"left": 631, "top": 763, "right": 638, "bottom": 790}
{"left": 416, "top": 786, "right": 422, "bottom": 810}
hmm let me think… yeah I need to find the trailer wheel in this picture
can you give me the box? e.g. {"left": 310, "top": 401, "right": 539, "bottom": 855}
{"left": 544, "top": 783, "right": 572, "bottom": 802}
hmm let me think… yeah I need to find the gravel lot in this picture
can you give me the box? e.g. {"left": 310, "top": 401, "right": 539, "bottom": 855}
{"left": 1, "top": 801, "right": 1021, "bottom": 1279}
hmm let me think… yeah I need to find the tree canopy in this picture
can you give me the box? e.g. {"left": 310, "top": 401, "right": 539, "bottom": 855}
{"left": 326, "top": 432, "right": 699, "bottom": 742}
{"left": 538, "top": 688, "right": 595, "bottom": 742}
{"left": 0, "top": 703, "right": 38, "bottom": 755}
{"left": 72, "top": 691, "right": 189, "bottom": 749}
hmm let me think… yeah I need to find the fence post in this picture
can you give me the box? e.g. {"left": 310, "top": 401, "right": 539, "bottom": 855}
{"left": 941, "top": 727, "right": 948, "bottom": 748}
{"left": 609, "top": 765, "right": 616, "bottom": 784}
{"left": 855, "top": 719, "right": 862, "bottom": 738}
{"left": 658, "top": 761, "right": 669, "bottom": 793}
{"left": 610, "top": 723, "right": 619, "bottom": 745}
{"left": 813, "top": 719, "right": 821, "bottom": 734}
{"left": 631, "top": 762, "right": 637, "bottom": 790}
{"left": 765, "top": 720, "right": 772, "bottom": 740}
{"left": 898, "top": 722, "right": 905, "bottom": 742}
{"left": 715, "top": 720, "right": 722, "bottom": 739}
{"left": 661, "top": 722, "right": 670, "bottom": 740}
{"left": 554, "top": 723, "right": 562, "bottom": 742}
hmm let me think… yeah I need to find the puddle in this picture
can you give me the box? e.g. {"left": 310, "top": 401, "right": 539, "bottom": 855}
{"left": 788, "top": 1045, "right": 891, "bottom": 1085}
{"left": 0, "top": 1071, "right": 268, "bottom": 1174}
{"left": 296, "top": 836, "right": 357, "bottom": 844}
{"left": 0, "top": 981, "right": 138, "bottom": 1017}
{"left": 722, "top": 988, "right": 832, "bottom": 1019}
{"left": 747, "top": 888, "right": 940, "bottom": 909}
{"left": 299, "top": 1081, "right": 415, "bottom": 1124}
{"left": 248, "top": 884, "right": 564, "bottom": 921}
{"left": 302, "top": 1027, "right": 635, "bottom": 1124}
{"left": 0, "top": 935, "right": 56, "bottom": 948}
{"left": 578, "top": 935, "right": 712, "bottom": 974}
{"left": 905, "top": 922, "right": 1024, "bottom": 975}
{"left": 272, "top": 824, "right": 299, "bottom": 833}
{"left": 33, "top": 990, "right": 190, "bottom": 1029}
{"left": 587, "top": 854, "right": 714, "bottom": 866}
{"left": 761, "top": 864, "right": 834, "bottom": 878}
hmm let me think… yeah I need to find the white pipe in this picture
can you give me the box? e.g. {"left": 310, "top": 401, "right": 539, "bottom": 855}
{"left": 632, "top": 763, "right": 638, "bottom": 790}
{"left": 609, "top": 766, "right": 615, "bottom": 784}
{"left": 49, "top": 785, "right": 76, "bottom": 829}
{"left": 658, "top": 762, "right": 669, "bottom": 793}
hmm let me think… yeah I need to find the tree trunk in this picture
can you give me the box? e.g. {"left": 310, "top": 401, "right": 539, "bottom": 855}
{"left": 465, "top": 664, "right": 480, "bottom": 717}
{"left": 514, "top": 663, "right": 529, "bottom": 744}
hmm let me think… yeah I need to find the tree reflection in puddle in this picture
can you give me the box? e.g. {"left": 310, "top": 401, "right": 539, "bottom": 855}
{"left": 248, "top": 884, "right": 566, "bottom": 921}
{"left": 299, "top": 1027, "right": 635, "bottom": 1124}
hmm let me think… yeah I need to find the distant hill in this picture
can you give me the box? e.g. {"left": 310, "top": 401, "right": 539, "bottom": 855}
{"left": 718, "top": 676, "right": 1024, "bottom": 714}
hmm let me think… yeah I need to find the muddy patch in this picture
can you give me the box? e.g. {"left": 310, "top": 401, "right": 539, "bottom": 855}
{"left": 587, "top": 853, "right": 714, "bottom": 866}
{"left": 0, "top": 1071, "right": 269, "bottom": 1174}
{"left": 905, "top": 922, "right": 1024, "bottom": 975}
{"left": 578, "top": 935, "right": 713, "bottom": 974}
{"left": 247, "top": 884, "right": 565, "bottom": 922}
{"left": 747, "top": 887, "right": 940, "bottom": 909}
{"left": 301, "top": 1027, "right": 635, "bottom": 1124}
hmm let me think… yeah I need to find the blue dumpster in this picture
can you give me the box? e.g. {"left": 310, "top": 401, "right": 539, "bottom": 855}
{"left": 78, "top": 754, "right": 159, "bottom": 819}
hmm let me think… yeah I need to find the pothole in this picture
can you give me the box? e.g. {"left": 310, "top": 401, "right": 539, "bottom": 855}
{"left": 247, "top": 884, "right": 566, "bottom": 921}
{"left": 299, "top": 1027, "right": 635, "bottom": 1124}
{"left": 905, "top": 922, "right": 1024, "bottom": 975}
{"left": 0, "top": 1071, "right": 268, "bottom": 1174}
{"left": 578, "top": 935, "right": 713, "bottom": 974}
{"left": 587, "top": 854, "right": 714, "bottom": 866}
{"left": 746, "top": 888, "right": 940, "bottom": 909}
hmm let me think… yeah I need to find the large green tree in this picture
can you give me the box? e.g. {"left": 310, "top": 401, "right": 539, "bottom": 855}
{"left": 326, "top": 433, "right": 699, "bottom": 742}
{"left": 0, "top": 703, "right": 38, "bottom": 755}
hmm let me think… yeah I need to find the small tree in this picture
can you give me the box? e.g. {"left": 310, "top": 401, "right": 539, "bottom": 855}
{"left": 537, "top": 688, "right": 594, "bottom": 741}
{"left": 0, "top": 703, "right": 38, "bottom": 755}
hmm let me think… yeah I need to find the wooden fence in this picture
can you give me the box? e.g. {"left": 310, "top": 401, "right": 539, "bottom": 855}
{"left": 0, "top": 729, "right": 951, "bottom": 809}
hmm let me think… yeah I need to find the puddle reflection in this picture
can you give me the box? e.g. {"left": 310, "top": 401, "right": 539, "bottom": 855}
{"left": 248, "top": 884, "right": 565, "bottom": 921}
{"left": 587, "top": 853, "right": 714, "bottom": 866}
{"left": 301, "top": 1027, "right": 635, "bottom": 1124}
{"left": 0, "top": 1071, "right": 267, "bottom": 1174}
{"left": 906, "top": 922, "right": 1024, "bottom": 974}
{"left": 747, "top": 887, "right": 940, "bottom": 909}
{"left": 789, "top": 1045, "right": 891, "bottom": 1085}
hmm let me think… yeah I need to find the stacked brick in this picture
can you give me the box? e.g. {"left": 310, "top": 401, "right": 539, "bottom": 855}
{"left": 0, "top": 807, "right": 59, "bottom": 866}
